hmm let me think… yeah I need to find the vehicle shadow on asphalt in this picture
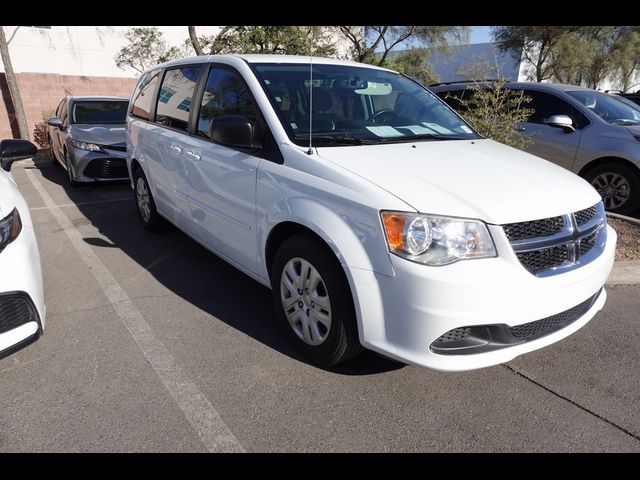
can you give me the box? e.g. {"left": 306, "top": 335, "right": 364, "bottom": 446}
{"left": 34, "top": 150, "right": 404, "bottom": 376}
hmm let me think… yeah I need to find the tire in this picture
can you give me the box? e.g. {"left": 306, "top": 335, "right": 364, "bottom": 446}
{"left": 271, "top": 233, "right": 363, "bottom": 367}
{"left": 584, "top": 162, "right": 640, "bottom": 215}
{"left": 64, "top": 150, "right": 80, "bottom": 187}
{"left": 48, "top": 137, "right": 58, "bottom": 166}
{"left": 133, "top": 167, "right": 166, "bottom": 232}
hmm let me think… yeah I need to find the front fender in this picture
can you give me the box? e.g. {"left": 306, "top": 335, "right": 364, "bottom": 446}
{"left": 258, "top": 197, "right": 395, "bottom": 281}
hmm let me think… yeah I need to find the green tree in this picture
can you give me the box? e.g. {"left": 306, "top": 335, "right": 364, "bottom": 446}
{"left": 385, "top": 48, "right": 438, "bottom": 86}
{"left": 610, "top": 28, "right": 640, "bottom": 91}
{"left": 339, "top": 26, "right": 468, "bottom": 66}
{"left": 493, "top": 26, "right": 580, "bottom": 82}
{"left": 187, "top": 26, "right": 336, "bottom": 57}
{"left": 115, "top": 27, "right": 183, "bottom": 74}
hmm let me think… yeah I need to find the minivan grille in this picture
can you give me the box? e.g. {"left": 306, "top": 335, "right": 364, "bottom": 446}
{"left": 502, "top": 203, "right": 606, "bottom": 277}
{"left": 503, "top": 216, "right": 564, "bottom": 242}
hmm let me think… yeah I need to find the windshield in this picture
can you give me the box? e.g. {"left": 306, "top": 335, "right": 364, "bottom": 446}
{"left": 252, "top": 63, "right": 479, "bottom": 146}
{"left": 567, "top": 90, "right": 640, "bottom": 125}
{"left": 72, "top": 101, "right": 129, "bottom": 125}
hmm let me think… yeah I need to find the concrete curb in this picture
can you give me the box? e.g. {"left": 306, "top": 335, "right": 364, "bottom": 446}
{"left": 607, "top": 212, "right": 640, "bottom": 226}
{"left": 605, "top": 213, "right": 640, "bottom": 285}
{"left": 607, "top": 260, "right": 640, "bottom": 285}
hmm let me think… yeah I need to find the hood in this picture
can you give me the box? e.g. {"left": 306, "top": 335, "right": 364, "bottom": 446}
{"left": 70, "top": 124, "right": 126, "bottom": 147}
{"left": 316, "top": 139, "right": 601, "bottom": 224}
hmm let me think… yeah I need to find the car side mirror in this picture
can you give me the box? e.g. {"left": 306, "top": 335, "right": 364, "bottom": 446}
{"left": 547, "top": 115, "right": 575, "bottom": 133}
{"left": 0, "top": 139, "right": 38, "bottom": 172}
{"left": 47, "top": 117, "right": 64, "bottom": 130}
{"left": 210, "top": 115, "right": 261, "bottom": 151}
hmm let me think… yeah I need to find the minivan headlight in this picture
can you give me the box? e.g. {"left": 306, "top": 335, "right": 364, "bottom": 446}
{"left": 70, "top": 139, "right": 101, "bottom": 151}
{"left": 381, "top": 211, "right": 496, "bottom": 266}
{"left": 0, "top": 208, "right": 22, "bottom": 253}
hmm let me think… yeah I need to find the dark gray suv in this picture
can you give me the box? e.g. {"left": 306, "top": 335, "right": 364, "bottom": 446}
{"left": 47, "top": 96, "right": 129, "bottom": 186}
{"left": 431, "top": 81, "right": 640, "bottom": 215}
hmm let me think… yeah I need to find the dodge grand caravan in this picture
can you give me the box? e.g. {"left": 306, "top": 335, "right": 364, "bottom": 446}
{"left": 126, "top": 55, "right": 617, "bottom": 371}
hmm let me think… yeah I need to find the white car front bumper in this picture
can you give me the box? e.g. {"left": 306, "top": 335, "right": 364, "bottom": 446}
{"left": 350, "top": 225, "right": 617, "bottom": 371}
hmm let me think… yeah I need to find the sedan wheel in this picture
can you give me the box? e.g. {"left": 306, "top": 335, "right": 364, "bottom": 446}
{"left": 136, "top": 177, "right": 152, "bottom": 223}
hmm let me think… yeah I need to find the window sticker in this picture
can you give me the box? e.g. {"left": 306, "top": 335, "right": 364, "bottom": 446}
{"left": 422, "top": 123, "right": 454, "bottom": 134}
{"left": 399, "top": 124, "right": 435, "bottom": 135}
{"left": 291, "top": 122, "right": 298, "bottom": 129}
{"left": 365, "top": 126, "right": 404, "bottom": 137}
{"left": 275, "top": 96, "right": 282, "bottom": 102}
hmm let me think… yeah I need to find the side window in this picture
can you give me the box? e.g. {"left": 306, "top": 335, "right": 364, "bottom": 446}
{"left": 197, "top": 66, "right": 259, "bottom": 140}
{"left": 155, "top": 66, "right": 203, "bottom": 132}
{"left": 130, "top": 70, "right": 160, "bottom": 121}
{"left": 522, "top": 90, "right": 589, "bottom": 128}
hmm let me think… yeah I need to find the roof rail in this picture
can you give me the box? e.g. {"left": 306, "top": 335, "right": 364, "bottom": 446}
{"left": 429, "top": 79, "right": 502, "bottom": 87}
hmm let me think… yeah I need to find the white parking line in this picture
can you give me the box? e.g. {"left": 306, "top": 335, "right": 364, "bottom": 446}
{"left": 25, "top": 168, "right": 244, "bottom": 453}
{"left": 29, "top": 197, "right": 132, "bottom": 211}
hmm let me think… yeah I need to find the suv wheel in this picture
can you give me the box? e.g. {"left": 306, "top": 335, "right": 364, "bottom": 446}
{"left": 585, "top": 162, "right": 640, "bottom": 215}
{"left": 271, "top": 233, "right": 362, "bottom": 367}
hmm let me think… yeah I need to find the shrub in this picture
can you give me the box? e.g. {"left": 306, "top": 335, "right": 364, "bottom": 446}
{"left": 33, "top": 110, "right": 56, "bottom": 149}
{"left": 33, "top": 122, "right": 49, "bottom": 149}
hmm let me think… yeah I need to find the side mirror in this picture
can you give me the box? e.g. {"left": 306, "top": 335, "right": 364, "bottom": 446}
{"left": 547, "top": 115, "right": 575, "bottom": 133}
{"left": 47, "top": 117, "right": 64, "bottom": 130}
{"left": 0, "top": 139, "right": 38, "bottom": 172}
{"left": 210, "top": 115, "right": 261, "bottom": 151}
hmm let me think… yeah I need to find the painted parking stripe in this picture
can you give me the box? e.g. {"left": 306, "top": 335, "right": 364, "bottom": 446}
{"left": 29, "top": 197, "right": 132, "bottom": 211}
{"left": 25, "top": 168, "right": 244, "bottom": 453}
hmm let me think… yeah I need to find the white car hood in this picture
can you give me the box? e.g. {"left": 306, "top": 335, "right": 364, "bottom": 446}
{"left": 316, "top": 138, "right": 601, "bottom": 224}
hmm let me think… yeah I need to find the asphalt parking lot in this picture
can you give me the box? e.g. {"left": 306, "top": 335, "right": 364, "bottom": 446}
{"left": 1, "top": 152, "right": 639, "bottom": 452}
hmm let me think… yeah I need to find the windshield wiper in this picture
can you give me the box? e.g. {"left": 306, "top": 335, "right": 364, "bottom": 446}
{"left": 293, "top": 135, "right": 381, "bottom": 146}
{"left": 379, "top": 133, "right": 472, "bottom": 143}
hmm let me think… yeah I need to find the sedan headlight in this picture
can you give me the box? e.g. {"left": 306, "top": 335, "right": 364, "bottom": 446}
{"left": 381, "top": 211, "right": 496, "bottom": 266}
{"left": 70, "top": 140, "right": 101, "bottom": 152}
{"left": 0, "top": 208, "right": 22, "bottom": 253}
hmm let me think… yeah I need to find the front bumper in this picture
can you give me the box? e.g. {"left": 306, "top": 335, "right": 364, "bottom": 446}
{"left": 351, "top": 224, "right": 617, "bottom": 371}
{"left": 67, "top": 145, "right": 129, "bottom": 182}
{"left": 0, "top": 224, "right": 45, "bottom": 359}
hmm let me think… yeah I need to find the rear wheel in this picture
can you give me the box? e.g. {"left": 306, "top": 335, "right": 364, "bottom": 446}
{"left": 584, "top": 162, "right": 640, "bottom": 215}
{"left": 133, "top": 167, "right": 166, "bottom": 231}
{"left": 271, "top": 233, "right": 362, "bottom": 367}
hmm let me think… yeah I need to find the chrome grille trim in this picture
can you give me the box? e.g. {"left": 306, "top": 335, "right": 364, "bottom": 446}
{"left": 502, "top": 202, "right": 607, "bottom": 277}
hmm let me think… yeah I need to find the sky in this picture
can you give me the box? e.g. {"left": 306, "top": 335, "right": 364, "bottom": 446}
{"left": 469, "top": 26, "right": 493, "bottom": 44}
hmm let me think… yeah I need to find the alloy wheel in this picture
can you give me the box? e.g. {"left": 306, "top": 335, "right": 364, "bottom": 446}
{"left": 591, "top": 172, "right": 631, "bottom": 210}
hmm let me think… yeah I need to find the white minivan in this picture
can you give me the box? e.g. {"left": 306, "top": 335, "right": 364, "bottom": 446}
{"left": 126, "top": 55, "right": 617, "bottom": 371}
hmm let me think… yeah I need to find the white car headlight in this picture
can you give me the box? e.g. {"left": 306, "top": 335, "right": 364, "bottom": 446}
{"left": 381, "top": 211, "right": 496, "bottom": 266}
{"left": 70, "top": 140, "right": 101, "bottom": 152}
{"left": 0, "top": 208, "right": 22, "bottom": 253}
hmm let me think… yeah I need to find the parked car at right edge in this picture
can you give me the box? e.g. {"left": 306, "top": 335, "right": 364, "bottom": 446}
{"left": 431, "top": 81, "right": 640, "bottom": 215}
{"left": 47, "top": 96, "right": 129, "bottom": 186}
{"left": 127, "top": 55, "right": 616, "bottom": 371}
{"left": 0, "top": 139, "right": 45, "bottom": 360}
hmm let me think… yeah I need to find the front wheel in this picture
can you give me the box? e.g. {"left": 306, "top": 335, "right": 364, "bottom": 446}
{"left": 64, "top": 150, "right": 80, "bottom": 187}
{"left": 133, "top": 167, "right": 166, "bottom": 232}
{"left": 584, "top": 162, "right": 640, "bottom": 215}
{"left": 271, "top": 233, "right": 362, "bottom": 367}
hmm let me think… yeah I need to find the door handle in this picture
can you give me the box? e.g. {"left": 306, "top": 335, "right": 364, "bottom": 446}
{"left": 185, "top": 151, "right": 201, "bottom": 161}
{"left": 170, "top": 145, "right": 182, "bottom": 153}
